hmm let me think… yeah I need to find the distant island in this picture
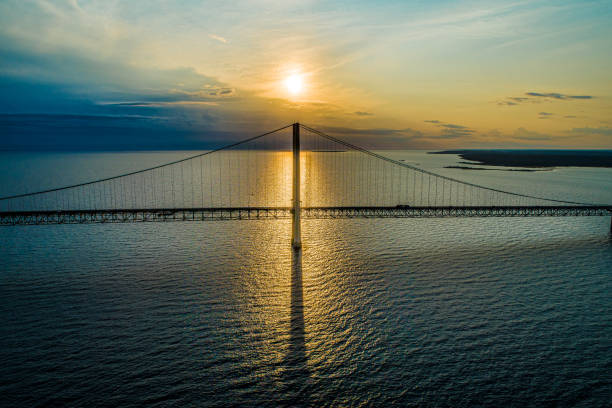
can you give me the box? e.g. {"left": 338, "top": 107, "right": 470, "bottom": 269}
{"left": 431, "top": 150, "right": 612, "bottom": 168}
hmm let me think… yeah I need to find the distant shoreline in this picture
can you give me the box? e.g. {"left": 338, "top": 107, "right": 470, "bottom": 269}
{"left": 432, "top": 150, "right": 612, "bottom": 168}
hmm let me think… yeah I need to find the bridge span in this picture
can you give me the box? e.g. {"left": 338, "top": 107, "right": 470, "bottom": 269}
{"left": 1, "top": 123, "right": 611, "bottom": 240}
{"left": 1, "top": 206, "right": 610, "bottom": 226}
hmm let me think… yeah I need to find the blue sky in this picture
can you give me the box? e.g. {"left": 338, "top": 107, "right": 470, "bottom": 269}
{"left": 1, "top": 0, "right": 611, "bottom": 150}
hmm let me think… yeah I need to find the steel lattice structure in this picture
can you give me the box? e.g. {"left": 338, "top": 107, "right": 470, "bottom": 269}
{"left": 1, "top": 206, "right": 610, "bottom": 226}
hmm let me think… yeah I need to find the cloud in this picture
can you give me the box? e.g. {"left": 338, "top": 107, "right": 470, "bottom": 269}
{"left": 512, "top": 127, "right": 551, "bottom": 141}
{"left": 498, "top": 92, "right": 594, "bottom": 106}
{"left": 0, "top": 46, "right": 227, "bottom": 103}
{"left": 208, "top": 34, "right": 227, "bottom": 43}
{"left": 0, "top": 36, "right": 274, "bottom": 149}
{"left": 538, "top": 112, "right": 553, "bottom": 119}
{"left": 441, "top": 123, "right": 468, "bottom": 129}
{"left": 564, "top": 115, "right": 577, "bottom": 118}
{"left": 424, "top": 120, "right": 475, "bottom": 138}
{"left": 526, "top": 92, "right": 593, "bottom": 100}
{"left": 354, "top": 111, "right": 373, "bottom": 116}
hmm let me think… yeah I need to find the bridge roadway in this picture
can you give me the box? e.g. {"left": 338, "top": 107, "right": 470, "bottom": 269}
{"left": 1, "top": 206, "right": 611, "bottom": 225}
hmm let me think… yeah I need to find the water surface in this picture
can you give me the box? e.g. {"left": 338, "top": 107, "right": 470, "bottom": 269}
{"left": 1, "top": 151, "right": 611, "bottom": 407}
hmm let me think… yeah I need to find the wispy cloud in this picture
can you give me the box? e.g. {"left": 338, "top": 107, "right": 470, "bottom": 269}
{"left": 201, "top": 87, "right": 235, "bottom": 97}
{"left": 354, "top": 111, "right": 373, "bottom": 116}
{"left": 497, "top": 96, "right": 530, "bottom": 106}
{"left": 208, "top": 34, "right": 227, "bottom": 43}
{"left": 424, "top": 120, "right": 475, "bottom": 138}
{"left": 526, "top": 92, "right": 592, "bottom": 100}
{"left": 498, "top": 92, "right": 594, "bottom": 106}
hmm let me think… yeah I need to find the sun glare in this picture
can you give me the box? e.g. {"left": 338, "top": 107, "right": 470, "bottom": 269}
{"left": 285, "top": 74, "right": 303, "bottom": 95}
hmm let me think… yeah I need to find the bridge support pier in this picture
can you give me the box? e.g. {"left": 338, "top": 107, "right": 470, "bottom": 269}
{"left": 291, "top": 123, "right": 302, "bottom": 248}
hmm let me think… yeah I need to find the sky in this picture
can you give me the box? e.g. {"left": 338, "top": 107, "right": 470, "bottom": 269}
{"left": 0, "top": 0, "right": 611, "bottom": 150}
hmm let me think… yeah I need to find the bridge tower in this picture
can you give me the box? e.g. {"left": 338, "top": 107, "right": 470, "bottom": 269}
{"left": 292, "top": 123, "right": 302, "bottom": 248}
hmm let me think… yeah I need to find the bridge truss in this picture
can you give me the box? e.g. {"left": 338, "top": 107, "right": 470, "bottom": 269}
{"left": 1, "top": 206, "right": 611, "bottom": 226}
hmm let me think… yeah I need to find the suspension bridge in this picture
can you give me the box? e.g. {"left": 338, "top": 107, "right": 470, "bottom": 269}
{"left": 1, "top": 123, "right": 610, "bottom": 247}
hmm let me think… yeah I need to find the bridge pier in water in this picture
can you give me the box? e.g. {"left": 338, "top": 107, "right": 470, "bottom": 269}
{"left": 291, "top": 123, "right": 302, "bottom": 249}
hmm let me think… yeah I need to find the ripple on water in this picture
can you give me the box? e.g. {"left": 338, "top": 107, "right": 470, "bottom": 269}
{"left": 0, "top": 216, "right": 611, "bottom": 407}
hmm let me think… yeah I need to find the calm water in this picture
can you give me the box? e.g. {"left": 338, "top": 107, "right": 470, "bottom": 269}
{"left": 1, "top": 151, "right": 611, "bottom": 407}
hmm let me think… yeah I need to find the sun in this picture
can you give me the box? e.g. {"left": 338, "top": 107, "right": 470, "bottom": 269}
{"left": 285, "top": 74, "right": 303, "bottom": 95}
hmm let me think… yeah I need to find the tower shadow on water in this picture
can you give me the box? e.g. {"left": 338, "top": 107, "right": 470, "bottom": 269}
{"left": 281, "top": 248, "right": 310, "bottom": 405}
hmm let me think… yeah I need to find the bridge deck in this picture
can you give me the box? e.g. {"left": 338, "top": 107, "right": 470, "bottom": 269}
{"left": 1, "top": 206, "right": 611, "bottom": 225}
